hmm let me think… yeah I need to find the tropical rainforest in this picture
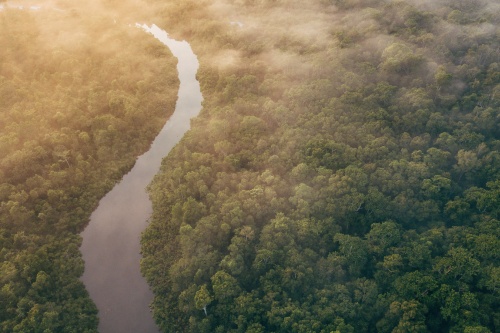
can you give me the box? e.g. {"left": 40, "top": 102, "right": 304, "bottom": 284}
{"left": 0, "top": 1, "right": 178, "bottom": 331}
{"left": 141, "top": 0, "right": 500, "bottom": 332}
{"left": 0, "top": 0, "right": 499, "bottom": 332}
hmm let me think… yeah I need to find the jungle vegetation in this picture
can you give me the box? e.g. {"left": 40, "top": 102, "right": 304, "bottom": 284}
{"left": 0, "top": 2, "right": 178, "bottom": 331}
{"left": 0, "top": 0, "right": 498, "bottom": 332}
{"left": 141, "top": 0, "right": 500, "bottom": 332}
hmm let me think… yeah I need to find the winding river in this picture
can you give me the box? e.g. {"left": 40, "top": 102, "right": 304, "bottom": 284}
{"left": 80, "top": 24, "right": 203, "bottom": 333}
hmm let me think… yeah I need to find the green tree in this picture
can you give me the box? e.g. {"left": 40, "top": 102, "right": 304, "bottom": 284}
{"left": 194, "top": 285, "right": 213, "bottom": 316}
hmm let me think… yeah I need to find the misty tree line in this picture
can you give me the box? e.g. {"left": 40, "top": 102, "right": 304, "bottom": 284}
{"left": 141, "top": 0, "right": 499, "bottom": 332}
{"left": 0, "top": 4, "right": 178, "bottom": 332}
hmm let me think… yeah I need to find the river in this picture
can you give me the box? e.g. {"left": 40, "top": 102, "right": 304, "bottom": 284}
{"left": 80, "top": 24, "right": 203, "bottom": 333}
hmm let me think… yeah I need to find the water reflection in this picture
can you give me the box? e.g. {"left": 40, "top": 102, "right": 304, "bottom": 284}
{"left": 80, "top": 24, "right": 202, "bottom": 333}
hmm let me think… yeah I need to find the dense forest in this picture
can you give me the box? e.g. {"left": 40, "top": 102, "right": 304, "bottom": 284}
{"left": 1, "top": 0, "right": 499, "bottom": 332}
{"left": 0, "top": 2, "right": 178, "bottom": 331}
{"left": 141, "top": 0, "right": 500, "bottom": 332}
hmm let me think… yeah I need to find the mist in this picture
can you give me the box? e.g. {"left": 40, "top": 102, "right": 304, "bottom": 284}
{"left": 1, "top": 0, "right": 499, "bottom": 332}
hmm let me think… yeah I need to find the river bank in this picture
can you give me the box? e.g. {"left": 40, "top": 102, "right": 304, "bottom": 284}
{"left": 80, "top": 24, "right": 202, "bottom": 333}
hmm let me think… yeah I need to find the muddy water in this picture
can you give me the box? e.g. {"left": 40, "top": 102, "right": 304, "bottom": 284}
{"left": 80, "top": 24, "right": 202, "bottom": 333}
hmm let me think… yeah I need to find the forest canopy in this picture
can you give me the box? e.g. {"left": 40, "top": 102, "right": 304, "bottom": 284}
{"left": 0, "top": 2, "right": 178, "bottom": 331}
{"left": 0, "top": 0, "right": 499, "bottom": 332}
{"left": 141, "top": 0, "right": 500, "bottom": 332}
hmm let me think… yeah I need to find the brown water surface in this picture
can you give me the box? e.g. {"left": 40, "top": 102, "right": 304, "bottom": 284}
{"left": 80, "top": 24, "right": 202, "bottom": 333}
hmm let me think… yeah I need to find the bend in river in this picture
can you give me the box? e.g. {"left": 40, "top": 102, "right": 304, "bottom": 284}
{"left": 80, "top": 24, "right": 203, "bottom": 333}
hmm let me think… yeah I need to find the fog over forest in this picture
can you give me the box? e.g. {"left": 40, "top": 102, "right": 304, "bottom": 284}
{"left": 1, "top": 0, "right": 499, "bottom": 332}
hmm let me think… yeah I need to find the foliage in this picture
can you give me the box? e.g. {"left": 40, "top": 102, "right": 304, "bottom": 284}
{"left": 141, "top": 0, "right": 500, "bottom": 332}
{"left": 0, "top": 3, "right": 178, "bottom": 331}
